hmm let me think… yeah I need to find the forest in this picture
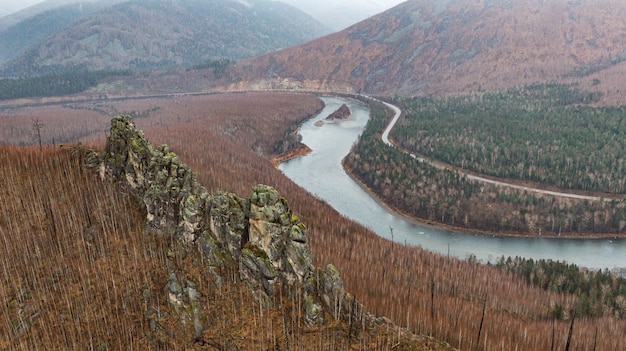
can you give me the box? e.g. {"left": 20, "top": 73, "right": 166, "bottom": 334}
{"left": 390, "top": 84, "right": 626, "bottom": 193}
{"left": 495, "top": 257, "right": 626, "bottom": 319}
{"left": 2, "top": 92, "right": 625, "bottom": 350}
{"left": 344, "top": 96, "right": 626, "bottom": 235}
{"left": 0, "top": 70, "right": 129, "bottom": 100}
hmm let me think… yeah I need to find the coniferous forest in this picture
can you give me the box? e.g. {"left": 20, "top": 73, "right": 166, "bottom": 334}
{"left": 0, "top": 71, "right": 130, "bottom": 100}
{"left": 390, "top": 84, "right": 626, "bottom": 193}
{"left": 344, "top": 95, "right": 626, "bottom": 236}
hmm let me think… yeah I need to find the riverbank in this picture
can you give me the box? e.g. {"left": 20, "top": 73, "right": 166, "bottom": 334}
{"left": 271, "top": 143, "right": 312, "bottom": 167}
{"left": 342, "top": 160, "right": 626, "bottom": 240}
{"left": 278, "top": 95, "right": 626, "bottom": 269}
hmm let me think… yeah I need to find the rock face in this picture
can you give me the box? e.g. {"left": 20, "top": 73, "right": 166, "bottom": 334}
{"left": 97, "top": 116, "right": 363, "bottom": 338}
{"left": 325, "top": 103, "right": 351, "bottom": 120}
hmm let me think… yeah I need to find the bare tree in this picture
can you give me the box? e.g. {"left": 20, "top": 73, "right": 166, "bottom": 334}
{"left": 32, "top": 118, "right": 44, "bottom": 153}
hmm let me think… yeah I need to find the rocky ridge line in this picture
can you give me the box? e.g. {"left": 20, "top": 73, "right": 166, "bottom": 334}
{"left": 93, "top": 115, "right": 377, "bottom": 342}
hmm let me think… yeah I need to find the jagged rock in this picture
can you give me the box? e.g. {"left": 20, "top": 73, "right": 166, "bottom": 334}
{"left": 207, "top": 192, "right": 249, "bottom": 267}
{"left": 100, "top": 115, "right": 153, "bottom": 187}
{"left": 320, "top": 264, "right": 346, "bottom": 318}
{"left": 100, "top": 116, "right": 207, "bottom": 244}
{"left": 304, "top": 294, "right": 323, "bottom": 325}
{"left": 96, "top": 115, "right": 356, "bottom": 337}
{"left": 167, "top": 273, "right": 184, "bottom": 316}
{"left": 185, "top": 280, "right": 203, "bottom": 339}
{"left": 165, "top": 273, "right": 203, "bottom": 338}
{"left": 244, "top": 185, "right": 322, "bottom": 323}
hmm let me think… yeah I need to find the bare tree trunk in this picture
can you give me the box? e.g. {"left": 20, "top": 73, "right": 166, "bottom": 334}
{"left": 476, "top": 295, "right": 487, "bottom": 351}
{"left": 32, "top": 118, "right": 44, "bottom": 154}
{"left": 565, "top": 313, "right": 575, "bottom": 351}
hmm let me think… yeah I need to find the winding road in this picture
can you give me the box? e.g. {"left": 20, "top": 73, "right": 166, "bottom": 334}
{"left": 379, "top": 100, "right": 614, "bottom": 202}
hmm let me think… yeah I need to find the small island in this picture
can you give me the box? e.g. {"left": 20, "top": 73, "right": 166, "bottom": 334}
{"left": 325, "top": 103, "right": 351, "bottom": 120}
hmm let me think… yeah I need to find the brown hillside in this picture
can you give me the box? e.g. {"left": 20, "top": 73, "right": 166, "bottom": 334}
{"left": 0, "top": 145, "right": 453, "bottom": 350}
{"left": 3, "top": 93, "right": 625, "bottom": 349}
{"left": 228, "top": 0, "right": 626, "bottom": 103}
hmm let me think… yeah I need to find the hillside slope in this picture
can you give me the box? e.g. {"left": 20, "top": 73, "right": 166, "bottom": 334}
{"left": 0, "top": 0, "right": 330, "bottom": 78}
{"left": 3, "top": 92, "right": 625, "bottom": 350}
{"left": 0, "top": 124, "right": 451, "bottom": 349}
{"left": 229, "top": 0, "right": 626, "bottom": 102}
{"left": 0, "top": 1, "right": 119, "bottom": 66}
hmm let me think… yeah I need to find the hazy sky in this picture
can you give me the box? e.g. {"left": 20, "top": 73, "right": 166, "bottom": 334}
{"left": 0, "top": 0, "right": 42, "bottom": 14}
{"left": 1, "top": 0, "right": 407, "bottom": 18}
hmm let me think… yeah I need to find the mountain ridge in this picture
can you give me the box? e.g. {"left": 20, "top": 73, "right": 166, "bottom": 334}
{"left": 0, "top": 0, "right": 330, "bottom": 78}
{"left": 0, "top": 1, "right": 121, "bottom": 66}
{"left": 225, "top": 0, "right": 626, "bottom": 103}
{"left": 278, "top": 0, "right": 405, "bottom": 30}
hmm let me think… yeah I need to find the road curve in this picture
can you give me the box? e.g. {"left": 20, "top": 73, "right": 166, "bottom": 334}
{"left": 378, "top": 100, "right": 612, "bottom": 202}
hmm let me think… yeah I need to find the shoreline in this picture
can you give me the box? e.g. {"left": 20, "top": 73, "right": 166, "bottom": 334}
{"left": 274, "top": 95, "right": 626, "bottom": 240}
{"left": 341, "top": 162, "right": 626, "bottom": 240}
{"left": 275, "top": 146, "right": 625, "bottom": 240}
{"left": 271, "top": 143, "right": 312, "bottom": 167}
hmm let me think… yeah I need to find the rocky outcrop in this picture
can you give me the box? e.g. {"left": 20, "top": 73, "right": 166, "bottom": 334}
{"left": 242, "top": 185, "right": 315, "bottom": 299}
{"left": 96, "top": 116, "right": 363, "bottom": 338}
{"left": 325, "top": 103, "right": 351, "bottom": 120}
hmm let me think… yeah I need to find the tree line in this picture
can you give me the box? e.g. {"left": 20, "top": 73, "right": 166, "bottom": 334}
{"left": 496, "top": 256, "right": 626, "bottom": 319}
{"left": 343, "top": 97, "right": 626, "bottom": 235}
{"left": 390, "top": 84, "right": 626, "bottom": 193}
{"left": 0, "top": 70, "right": 130, "bottom": 100}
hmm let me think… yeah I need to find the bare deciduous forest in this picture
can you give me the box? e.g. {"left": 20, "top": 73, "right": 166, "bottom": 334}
{"left": 2, "top": 92, "right": 625, "bottom": 349}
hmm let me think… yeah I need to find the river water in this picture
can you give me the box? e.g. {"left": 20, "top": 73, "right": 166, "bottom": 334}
{"left": 279, "top": 97, "right": 626, "bottom": 270}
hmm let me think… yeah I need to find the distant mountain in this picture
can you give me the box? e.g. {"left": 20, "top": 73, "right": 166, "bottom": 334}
{"left": 0, "top": 1, "right": 122, "bottom": 67}
{"left": 0, "top": 0, "right": 123, "bottom": 31}
{"left": 0, "top": 0, "right": 330, "bottom": 78}
{"left": 230, "top": 0, "right": 626, "bottom": 101}
{"left": 278, "top": 0, "right": 405, "bottom": 30}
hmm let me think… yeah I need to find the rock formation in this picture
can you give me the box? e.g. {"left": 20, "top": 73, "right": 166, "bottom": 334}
{"left": 325, "top": 103, "right": 351, "bottom": 120}
{"left": 95, "top": 115, "right": 367, "bottom": 340}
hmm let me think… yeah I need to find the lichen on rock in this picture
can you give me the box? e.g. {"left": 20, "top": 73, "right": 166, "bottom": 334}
{"left": 95, "top": 115, "right": 360, "bottom": 339}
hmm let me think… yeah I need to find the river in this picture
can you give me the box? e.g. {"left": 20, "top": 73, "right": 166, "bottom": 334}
{"left": 279, "top": 96, "right": 626, "bottom": 270}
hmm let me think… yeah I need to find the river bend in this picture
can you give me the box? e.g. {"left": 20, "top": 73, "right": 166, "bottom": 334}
{"left": 279, "top": 97, "right": 626, "bottom": 270}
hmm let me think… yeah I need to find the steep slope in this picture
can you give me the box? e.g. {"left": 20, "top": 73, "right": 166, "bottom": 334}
{"left": 1, "top": 0, "right": 330, "bottom": 78}
{"left": 0, "top": 0, "right": 126, "bottom": 31}
{"left": 4, "top": 93, "right": 626, "bottom": 350}
{"left": 0, "top": 1, "right": 120, "bottom": 66}
{"left": 229, "top": 0, "right": 626, "bottom": 101}
{"left": 0, "top": 120, "right": 453, "bottom": 349}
